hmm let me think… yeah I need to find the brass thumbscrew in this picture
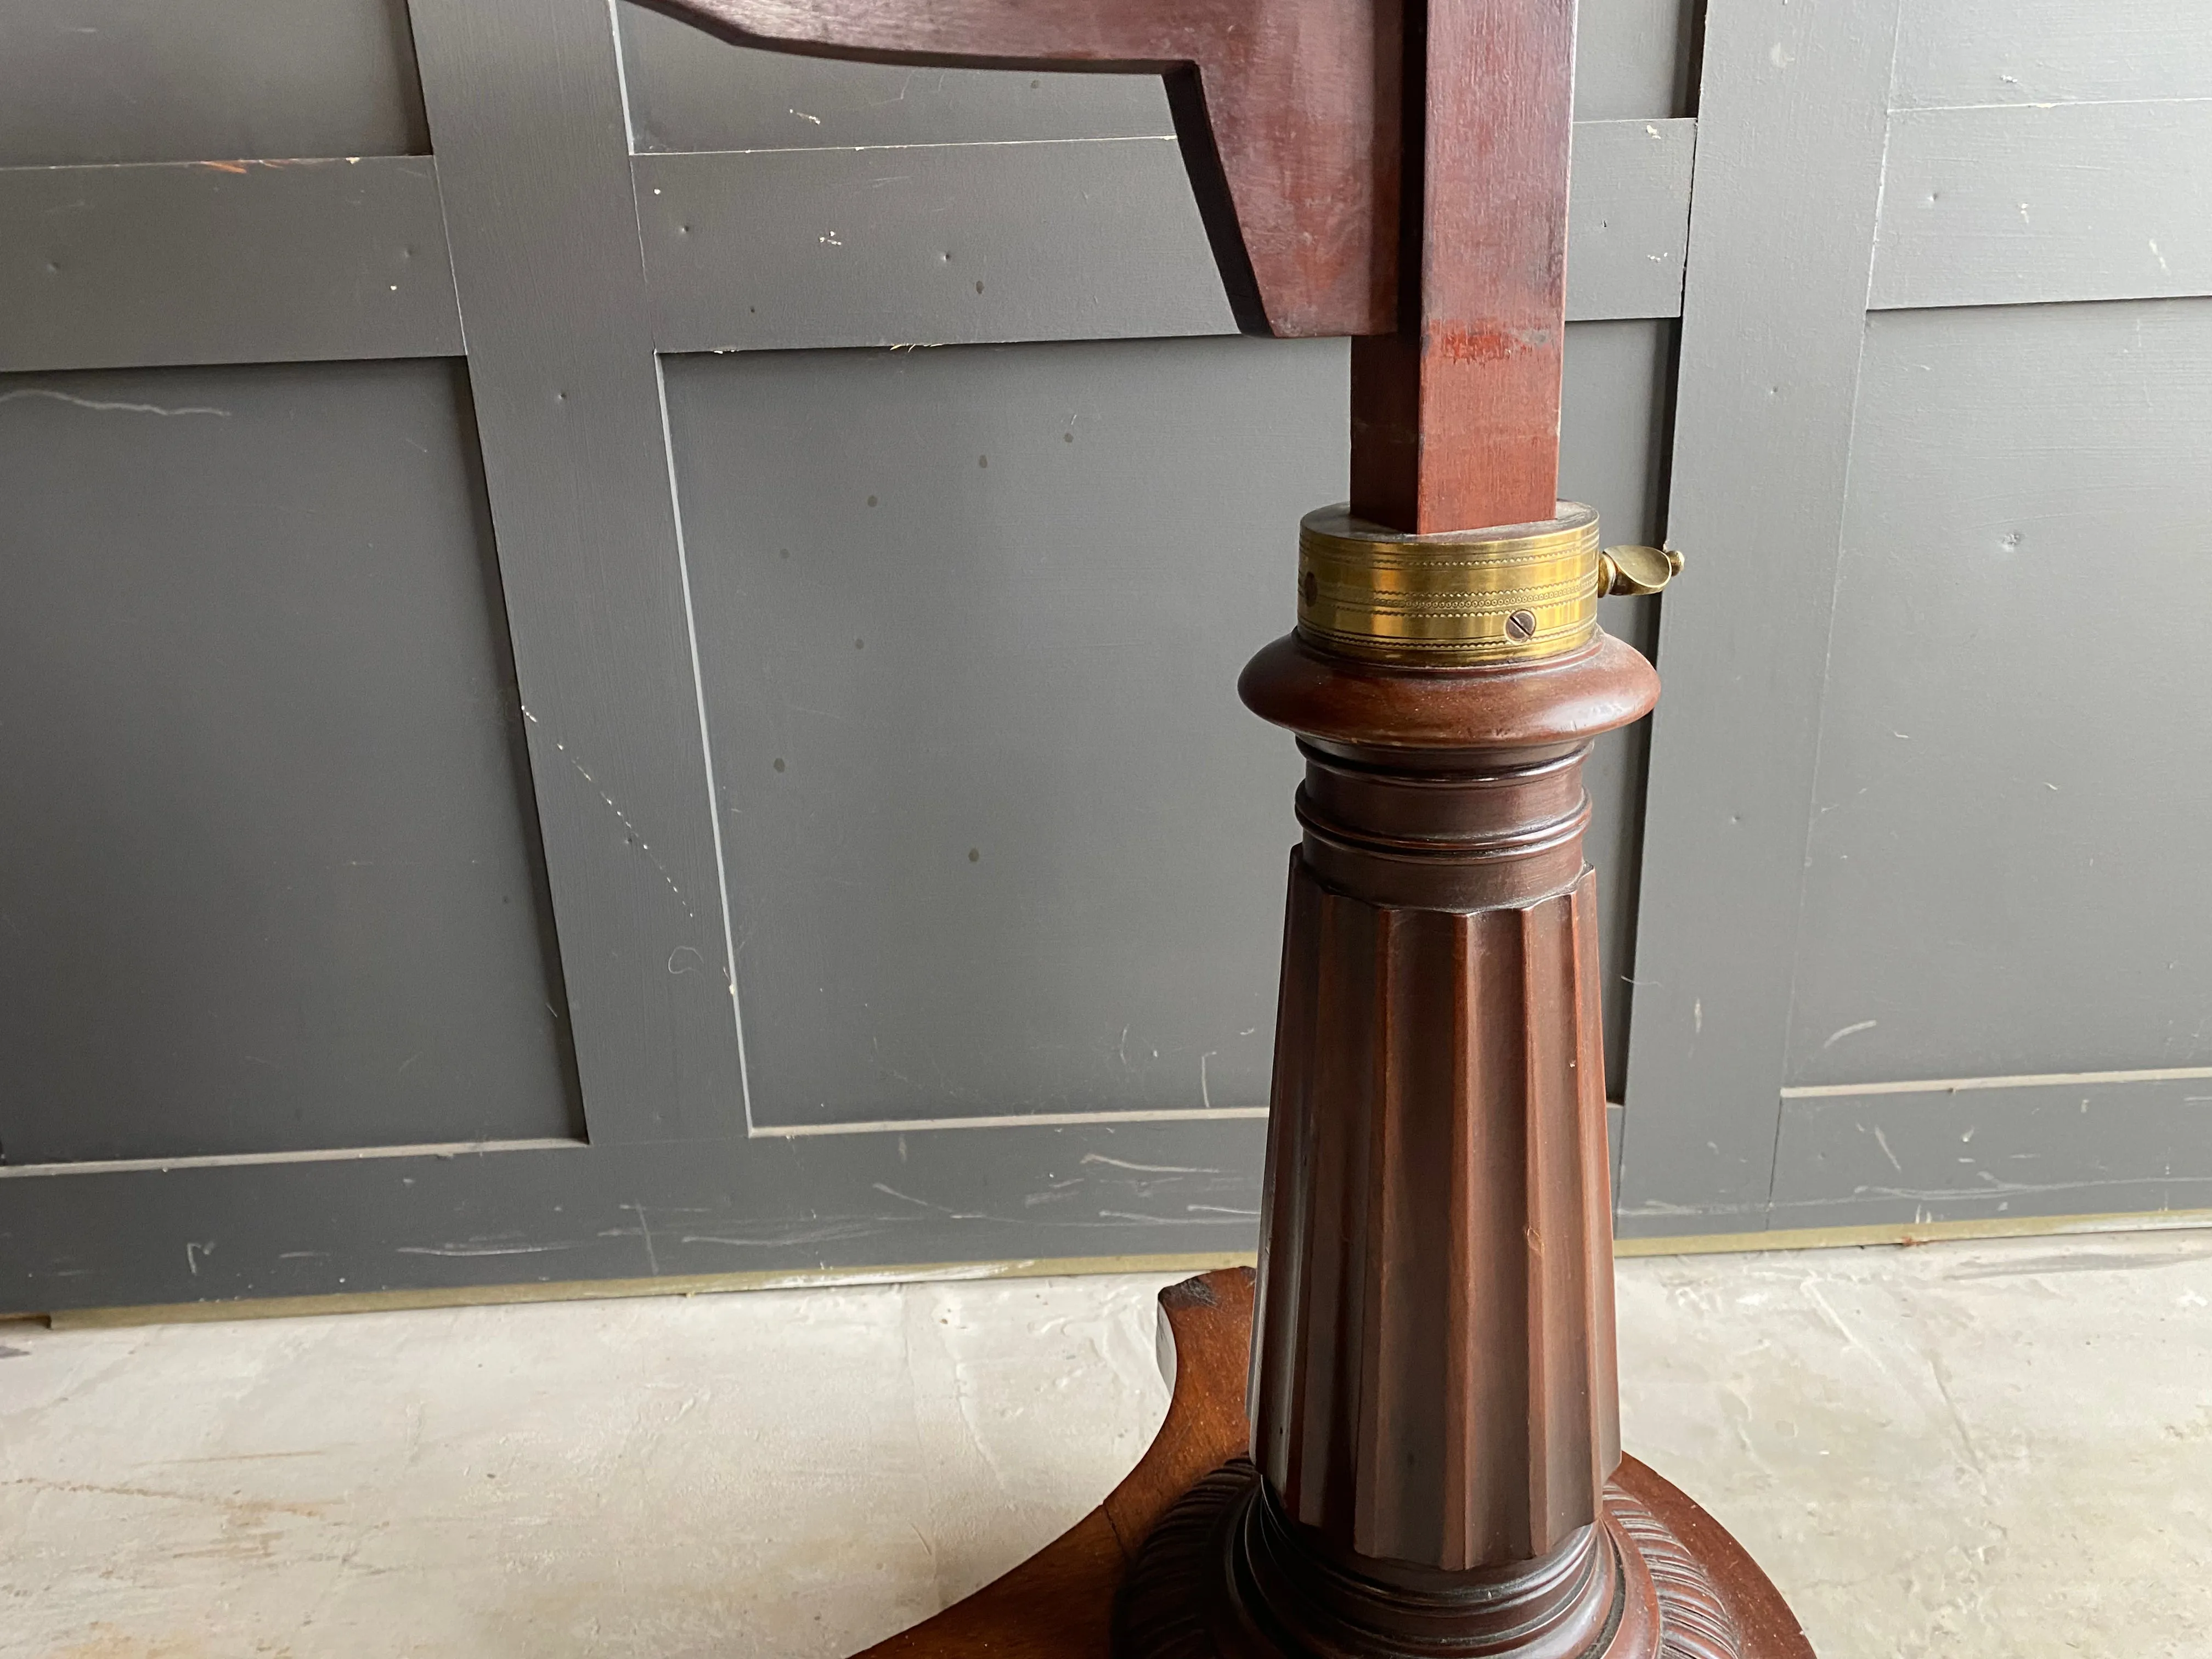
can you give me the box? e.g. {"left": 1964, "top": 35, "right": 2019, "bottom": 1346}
{"left": 1595, "top": 544, "right": 1684, "bottom": 597}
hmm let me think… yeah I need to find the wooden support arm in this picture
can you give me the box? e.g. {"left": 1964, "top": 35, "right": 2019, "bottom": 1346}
{"left": 648, "top": 0, "right": 1570, "bottom": 532}
{"left": 642, "top": 0, "right": 1404, "bottom": 341}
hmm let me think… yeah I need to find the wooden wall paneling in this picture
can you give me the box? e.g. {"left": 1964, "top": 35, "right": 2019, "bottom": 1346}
{"left": 1891, "top": 0, "right": 2212, "bottom": 110}
{"left": 1771, "top": 1074, "right": 2212, "bottom": 1231}
{"left": 0, "top": 0, "right": 1703, "bottom": 1308}
{"left": 637, "top": 140, "right": 1240, "bottom": 352}
{"left": 1565, "top": 119, "right": 1696, "bottom": 323}
{"left": 0, "top": 1114, "right": 1269, "bottom": 1313}
{"left": 403, "top": 0, "right": 746, "bottom": 1143}
{"left": 0, "top": 159, "right": 461, "bottom": 373}
{"left": 1572, "top": 0, "right": 1700, "bottom": 120}
{"left": 1870, "top": 101, "right": 2212, "bottom": 311}
{"left": 0, "top": 359, "right": 580, "bottom": 1165}
{"left": 1787, "top": 300, "right": 2212, "bottom": 1092}
{"left": 659, "top": 318, "right": 1673, "bottom": 1138}
{"left": 640, "top": 120, "right": 1695, "bottom": 356}
{"left": 0, "top": 0, "right": 430, "bottom": 167}
{"left": 1613, "top": 0, "right": 1905, "bottom": 1235}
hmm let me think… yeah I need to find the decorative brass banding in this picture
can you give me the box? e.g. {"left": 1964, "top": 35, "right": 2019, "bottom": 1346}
{"left": 1296, "top": 503, "right": 1603, "bottom": 665}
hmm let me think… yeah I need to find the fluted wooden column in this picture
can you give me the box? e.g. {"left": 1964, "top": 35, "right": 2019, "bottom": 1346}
{"left": 1111, "top": 502, "right": 1669, "bottom": 1659}
{"left": 1252, "top": 809, "right": 1620, "bottom": 1572}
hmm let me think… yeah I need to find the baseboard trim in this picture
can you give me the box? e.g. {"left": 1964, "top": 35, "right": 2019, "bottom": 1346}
{"left": 36, "top": 1205, "right": 2212, "bottom": 1328}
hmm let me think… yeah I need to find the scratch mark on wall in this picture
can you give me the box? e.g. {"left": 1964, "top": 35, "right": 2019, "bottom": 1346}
{"left": 0, "top": 388, "right": 230, "bottom": 417}
{"left": 1099, "top": 1210, "right": 1251, "bottom": 1227}
{"left": 535, "top": 732, "right": 697, "bottom": 918}
{"left": 1082, "top": 1153, "right": 1215, "bottom": 1175}
{"left": 680, "top": 1220, "right": 884, "bottom": 1248}
{"left": 1873, "top": 1126, "right": 1904, "bottom": 1173}
{"left": 394, "top": 1242, "right": 583, "bottom": 1257}
{"left": 611, "top": 1204, "right": 663, "bottom": 1275}
{"left": 1822, "top": 1018, "right": 1880, "bottom": 1049}
{"left": 871, "top": 1182, "right": 984, "bottom": 1221}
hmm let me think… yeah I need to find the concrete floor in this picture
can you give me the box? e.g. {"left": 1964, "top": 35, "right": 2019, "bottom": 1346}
{"left": 3, "top": 1232, "right": 2210, "bottom": 1658}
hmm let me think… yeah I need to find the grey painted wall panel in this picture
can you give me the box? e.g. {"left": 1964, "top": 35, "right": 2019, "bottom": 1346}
{"left": 1786, "top": 300, "right": 2212, "bottom": 1087}
{"left": 0, "top": 1113, "right": 1270, "bottom": 1314}
{"left": 0, "top": 158, "right": 462, "bottom": 374}
{"left": 1892, "top": 0, "right": 2212, "bottom": 111}
{"left": 1616, "top": 0, "right": 1904, "bottom": 1233}
{"left": 1871, "top": 101, "right": 2212, "bottom": 311}
{"left": 618, "top": 0, "right": 1696, "bottom": 151}
{"left": 1770, "top": 1079, "right": 2212, "bottom": 1231}
{"left": 638, "top": 139, "right": 1238, "bottom": 352}
{"left": 670, "top": 338, "right": 1312, "bottom": 1132}
{"left": 667, "top": 323, "right": 1669, "bottom": 1131}
{"left": 1568, "top": 119, "right": 1695, "bottom": 321}
{"left": 1572, "top": 0, "right": 1700, "bottom": 121}
{"left": 406, "top": 0, "right": 749, "bottom": 1146}
{"left": 640, "top": 120, "right": 1693, "bottom": 354}
{"left": 0, "top": 360, "right": 578, "bottom": 1165}
{"left": 0, "top": 0, "right": 430, "bottom": 167}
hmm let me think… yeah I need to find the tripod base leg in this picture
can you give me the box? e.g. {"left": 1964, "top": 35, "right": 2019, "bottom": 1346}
{"left": 848, "top": 1271, "right": 1810, "bottom": 1659}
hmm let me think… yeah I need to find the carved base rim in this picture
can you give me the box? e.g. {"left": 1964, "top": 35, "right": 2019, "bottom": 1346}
{"left": 1114, "top": 1457, "right": 1746, "bottom": 1659}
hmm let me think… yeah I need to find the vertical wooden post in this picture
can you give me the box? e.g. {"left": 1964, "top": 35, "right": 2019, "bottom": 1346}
{"left": 1117, "top": 507, "right": 1674, "bottom": 1657}
{"left": 1351, "top": 0, "right": 1577, "bottom": 533}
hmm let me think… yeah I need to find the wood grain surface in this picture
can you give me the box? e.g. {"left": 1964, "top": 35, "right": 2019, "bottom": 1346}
{"left": 1349, "top": 0, "right": 1577, "bottom": 530}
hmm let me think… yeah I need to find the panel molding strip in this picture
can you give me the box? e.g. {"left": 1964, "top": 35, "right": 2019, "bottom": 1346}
{"left": 640, "top": 117, "right": 1696, "bottom": 352}
{"left": 405, "top": 0, "right": 747, "bottom": 1144}
{"left": 1871, "top": 98, "right": 2212, "bottom": 311}
{"left": 0, "top": 121, "right": 1694, "bottom": 377}
{"left": 1781, "top": 1064, "right": 2212, "bottom": 1100}
{"left": 0, "top": 1139, "right": 584, "bottom": 1181}
{"left": 0, "top": 156, "right": 461, "bottom": 373}
{"left": 1616, "top": 0, "right": 1906, "bottom": 1235}
{"left": 764, "top": 1106, "right": 1272, "bottom": 1139}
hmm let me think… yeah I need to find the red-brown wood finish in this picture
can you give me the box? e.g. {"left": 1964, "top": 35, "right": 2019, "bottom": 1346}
{"left": 647, "top": 0, "right": 1572, "bottom": 534}
{"left": 642, "top": 0, "right": 1403, "bottom": 339}
{"left": 1110, "top": 637, "right": 1655, "bottom": 1657}
{"left": 1253, "top": 864, "right": 1620, "bottom": 1570}
{"left": 1350, "top": 0, "right": 1576, "bottom": 531}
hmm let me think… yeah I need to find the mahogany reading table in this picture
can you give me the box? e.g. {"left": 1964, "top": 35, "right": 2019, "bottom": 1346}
{"left": 646, "top": 2, "right": 1813, "bottom": 1654}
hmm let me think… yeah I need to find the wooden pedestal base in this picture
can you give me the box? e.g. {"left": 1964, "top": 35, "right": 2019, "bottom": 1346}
{"left": 851, "top": 1271, "right": 1810, "bottom": 1659}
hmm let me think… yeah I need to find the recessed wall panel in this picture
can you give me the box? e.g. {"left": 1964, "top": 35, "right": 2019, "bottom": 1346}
{"left": 1787, "top": 300, "right": 2212, "bottom": 1088}
{"left": 0, "top": 360, "right": 580, "bottom": 1163}
{"left": 0, "top": 0, "right": 430, "bottom": 166}
{"left": 668, "top": 325, "right": 1667, "bottom": 1131}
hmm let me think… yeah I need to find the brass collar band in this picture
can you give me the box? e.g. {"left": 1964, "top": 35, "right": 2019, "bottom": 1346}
{"left": 1296, "top": 503, "right": 1602, "bottom": 665}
